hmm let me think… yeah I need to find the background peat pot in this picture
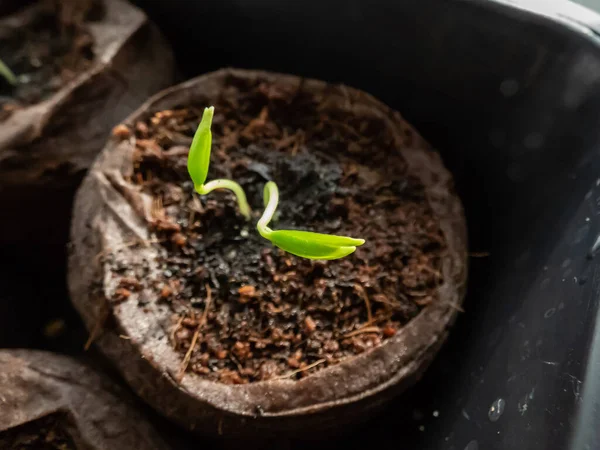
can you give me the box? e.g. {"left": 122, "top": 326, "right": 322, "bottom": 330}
{"left": 3, "top": 0, "right": 600, "bottom": 448}
{"left": 0, "top": 0, "right": 175, "bottom": 256}
{"left": 0, "top": 350, "right": 171, "bottom": 450}
{"left": 0, "top": 0, "right": 175, "bottom": 356}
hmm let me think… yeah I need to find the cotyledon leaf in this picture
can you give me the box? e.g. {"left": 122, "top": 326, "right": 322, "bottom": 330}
{"left": 187, "top": 106, "right": 214, "bottom": 189}
{"left": 267, "top": 229, "right": 365, "bottom": 260}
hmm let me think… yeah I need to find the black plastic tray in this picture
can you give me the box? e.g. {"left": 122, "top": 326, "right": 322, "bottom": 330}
{"left": 4, "top": 0, "right": 600, "bottom": 448}
{"left": 131, "top": 0, "right": 600, "bottom": 448}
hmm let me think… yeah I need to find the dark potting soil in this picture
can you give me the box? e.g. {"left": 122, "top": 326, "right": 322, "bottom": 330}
{"left": 0, "top": 412, "right": 78, "bottom": 449}
{"left": 0, "top": 8, "right": 95, "bottom": 120}
{"left": 119, "top": 75, "right": 447, "bottom": 384}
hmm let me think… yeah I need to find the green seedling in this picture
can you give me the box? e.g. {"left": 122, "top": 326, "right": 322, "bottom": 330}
{"left": 257, "top": 181, "right": 365, "bottom": 259}
{"left": 187, "top": 106, "right": 251, "bottom": 220}
{"left": 0, "top": 58, "right": 17, "bottom": 85}
{"left": 187, "top": 106, "right": 365, "bottom": 260}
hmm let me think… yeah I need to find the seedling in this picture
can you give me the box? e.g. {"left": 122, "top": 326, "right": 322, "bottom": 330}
{"left": 187, "top": 107, "right": 251, "bottom": 220}
{"left": 187, "top": 106, "right": 365, "bottom": 260}
{"left": 257, "top": 181, "right": 365, "bottom": 260}
{"left": 0, "top": 58, "right": 17, "bottom": 85}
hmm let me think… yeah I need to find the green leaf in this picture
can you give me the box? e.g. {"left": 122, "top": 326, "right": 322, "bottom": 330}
{"left": 267, "top": 230, "right": 365, "bottom": 260}
{"left": 0, "top": 58, "right": 16, "bottom": 85}
{"left": 187, "top": 106, "right": 214, "bottom": 189}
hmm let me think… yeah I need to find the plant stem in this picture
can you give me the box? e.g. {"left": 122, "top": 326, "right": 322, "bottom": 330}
{"left": 0, "top": 58, "right": 16, "bottom": 85}
{"left": 197, "top": 179, "right": 251, "bottom": 220}
{"left": 257, "top": 181, "right": 279, "bottom": 239}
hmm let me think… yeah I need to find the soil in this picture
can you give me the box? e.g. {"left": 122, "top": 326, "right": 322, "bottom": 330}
{"left": 117, "top": 75, "right": 447, "bottom": 384}
{"left": 0, "top": 6, "right": 95, "bottom": 120}
{"left": 0, "top": 413, "right": 77, "bottom": 450}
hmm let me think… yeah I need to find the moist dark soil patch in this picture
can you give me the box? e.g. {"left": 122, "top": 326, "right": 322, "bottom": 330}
{"left": 0, "top": 412, "right": 78, "bottom": 450}
{"left": 0, "top": 7, "right": 95, "bottom": 120}
{"left": 121, "top": 75, "right": 447, "bottom": 384}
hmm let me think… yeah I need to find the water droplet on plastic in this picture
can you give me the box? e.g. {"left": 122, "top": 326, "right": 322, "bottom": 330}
{"left": 500, "top": 79, "right": 519, "bottom": 97}
{"left": 588, "top": 234, "right": 600, "bottom": 258}
{"left": 465, "top": 440, "right": 479, "bottom": 450}
{"left": 488, "top": 398, "right": 505, "bottom": 422}
{"left": 524, "top": 132, "right": 543, "bottom": 149}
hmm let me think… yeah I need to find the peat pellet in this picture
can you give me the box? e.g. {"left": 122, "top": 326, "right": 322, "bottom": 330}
{"left": 68, "top": 68, "right": 467, "bottom": 437}
{"left": 0, "top": 349, "right": 170, "bottom": 449}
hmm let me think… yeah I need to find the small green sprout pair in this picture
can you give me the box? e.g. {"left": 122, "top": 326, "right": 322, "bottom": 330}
{"left": 187, "top": 106, "right": 365, "bottom": 260}
{"left": 0, "top": 58, "right": 17, "bottom": 85}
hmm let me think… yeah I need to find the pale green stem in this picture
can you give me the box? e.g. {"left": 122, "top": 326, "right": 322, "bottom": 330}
{"left": 0, "top": 58, "right": 16, "bottom": 85}
{"left": 196, "top": 179, "right": 251, "bottom": 220}
{"left": 257, "top": 181, "right": 279, "bottom": 239}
